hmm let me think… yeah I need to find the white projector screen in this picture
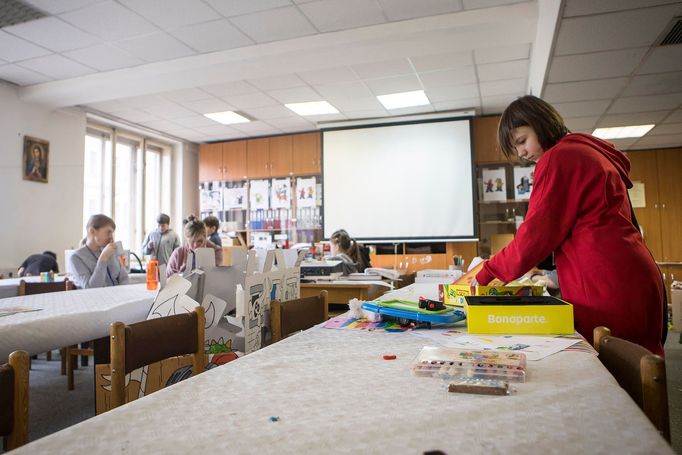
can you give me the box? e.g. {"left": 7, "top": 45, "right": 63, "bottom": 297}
{"left": 322, "top": 118, "right": 476, "bottom": 243}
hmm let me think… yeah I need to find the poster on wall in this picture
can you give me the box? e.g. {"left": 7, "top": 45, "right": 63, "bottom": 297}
{"left": 249, "top": 180, "right": 270, "bottom": 210}
{"left": 224, "top": 187, "right": 247, "bottom": 209}
{"left": 296, "top": 177, "right": 317, "bottom": 208}
{"left": 513, "top": 165, "right": 535, "bottom": 200}
{"left": 481, "top": 168, "right": 507, "bottom": 202}
{"left": 270, "top": 178, "right": 291, "bottom": 209}
{"left": 23, "top": 136, "right": 49, "bottom": 183}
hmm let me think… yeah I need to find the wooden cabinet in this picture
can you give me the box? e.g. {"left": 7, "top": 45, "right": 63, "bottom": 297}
{"left": 198, "top": 143, "right": 223, "bottom": 182}
{"left": 199, "top": 141, "right": 247, "bottom": 182}
{"left": 473, "top": 115, "right": 504, "bottom": 163}
{"left": 246, "top": 136, "right": 295, "bottom": 178}
{"left": 292, "top": 132, "right": 321, "bottom": 175}
{"left": 269, "top": 135, "right": 293, "bottom": 177}
{"left": 246, "top": 138, "right": 270, "bottom": 179}
{"left": 223, "top": 141, "right": 247, "bottom": 181}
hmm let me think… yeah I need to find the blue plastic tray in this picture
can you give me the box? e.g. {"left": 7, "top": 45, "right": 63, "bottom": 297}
{"left": 362, "top": 299, "right": 466, "bottom": 324}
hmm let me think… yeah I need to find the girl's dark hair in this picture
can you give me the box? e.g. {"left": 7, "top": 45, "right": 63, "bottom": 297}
{"left": 86, "top": 214, "right": 115, "bottom": 231}
{"left": 203, "top": 215, "right": 220, "bottom": 230}
{"left": 183, "top": 214, "right": 206, "bottom": 238}
{"left": 498, "top": 95, "right": 570, "bottom": 160}
{"left": 330, "top": 229, "right": 361, "bottom": 264}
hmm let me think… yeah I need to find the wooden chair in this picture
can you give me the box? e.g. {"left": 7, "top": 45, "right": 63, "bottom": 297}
{"left": 271, "top": 290, "right": 328, "bottom": 343}
{"left": 18, "top": 279, "right": 75, "bottom": 364}
{"left": 593, "top": 326, "right": 670, "bottom": 442}
{"left": 109, "top": 306, "right": 205, "bottom": 410}
{"left": 0, "top": 351, "right": 29, "bottom": 451}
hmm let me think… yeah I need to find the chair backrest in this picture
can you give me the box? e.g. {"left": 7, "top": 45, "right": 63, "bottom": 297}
{"left": 18, "top": 279, "right": 74, "bottom": 296}
{"left": 109, "top": 307, "right": 205, "bottom": 410}
{"left": 593, "top": 326, "right": 670, "bottom": 442}
{"left": 0, "top": 351, "right": 29, "bottom": 451}
{"left": 271, "top": 290, "right": 328, "bottom": 343}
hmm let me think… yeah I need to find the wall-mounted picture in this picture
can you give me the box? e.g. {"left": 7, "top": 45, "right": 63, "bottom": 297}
{"left": 249, "top": 179, "right": 270, "bottom": 210}
{"left": 296, "top": 177, "right": 316, "bottom": 208}
{"left": 513, "top": 165, "right": 535, "bottom": 200}
{"left": 270, "top": 178, "right": 291, "bottom": 209}
{"left": 23, "top": 136, "right": 49, "bottom": 183}
{"left": 481, "top": 168, "right": 506, "bottom": 202}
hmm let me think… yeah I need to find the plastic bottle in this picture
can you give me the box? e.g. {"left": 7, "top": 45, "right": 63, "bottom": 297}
{"left": 146, "top": 259, "right": 159, "bottom": 290}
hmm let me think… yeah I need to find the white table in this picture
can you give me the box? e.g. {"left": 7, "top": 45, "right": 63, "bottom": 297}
{"left": 13, "top": 319, "right": 672, "bottom": 453}
{"left": 0, "top": 274, "right": 147, "bottom": 300}
{"left": 0, "top": 284, "right": 156, "bottom": 360}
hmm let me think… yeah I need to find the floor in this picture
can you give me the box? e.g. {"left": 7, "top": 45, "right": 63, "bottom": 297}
{"left": 7, "top": 333, "right": 682, "bottom": 453}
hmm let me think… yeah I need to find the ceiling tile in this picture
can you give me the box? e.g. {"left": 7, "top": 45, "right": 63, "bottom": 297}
{"left": 383, "top": 104, "right": 434, "bottom": 116}
{"left": 419, "top": 67, "right": 477, "bottom": 89}
{"left": 609, "top": 93, "right": 682, "bottom": 114}
{"left": 479, "top": 78, "right": 526, "bottom": 97}
{"left": 364, "top": 74, "right": 422, "bottom": 95}
{"left": 171, "top": 19, "right": 253, "bottom": 53}
{"left": 0, "top": 30, "right": 51, "bottom": 62}
{"left": 425, "top": 83, "right": 479, "bottom": 102}
{"left": 477, "top": 59, "right": 528, "bottom": 82}
{"left": 200, "top": 80, "right": 258, "bottom": 97}
{"left": 313, "top": 81, "right": 383, "bottom": 110}
{"left": 597, "top": 110, "right": 671, "bottom": 127}
{"left": 18, "top": 54, "right": 95, "bottom": 79}
{"left": 23, "top": 0, "right": 104, "bottom": 14}
{"left": 118, "top": 94, "right": 169, "bottom": 108}
{"left": 161, "top": 88, "right": 213, "bottom": 103}
{"left": 553, "top": 99, "right": 611, "bottom": 118}
{"left": 554, "top": 4, "right": 681, "bottom": 55}
{"left": 636, "top": 45, "right": 682, "bottom": 74}
{"left": 298, "top": 0, "right": 385, "bottom": 32}
{"left": 267, "top": 86, "right": 323, "bottom": 103}
{"left": 85, "top": 99, "right": 129, "bottom": 113}
{"left": 649, "top": 123, "right": 682, "bottom": 135}
{"left": 410, "top": 50, "right": 473, "bottom": 72}
{"left": 563, "top": 0, "right": 680, "bottom": 18}
{"left": 563, "top": 116, "right": 600, "bottom": 132}
{"left": 59, "top": 1, "right": 158, "bottom": 41}
{"left": 139, "top": 118, "right": 184, "bottom": 131}
{"left": 249, "top": 73, "right": 306, "bottom": 90}
{"left": 115, "top": 32, "right": 195, "bottom": 63}
{"left": 63, "top": 43, "right": 143, "bottom": 71}
{"left": 474, "top": 43, "right": 530, "bottom": 64}
{"left": 631, "top": 133, "right": 682, "bottom": 148}
{"left": 204, "top": 0, "right": 292, "bottom": 17}
{"left": 432, "top": 98, "right": 480, "bottom": 112}
{"left": 462, "top": 0, "right": 527, "bottom": 10}
{"left": 297, "top": 66, "right": 359, "bottom": 85}
{"left": 265, "top": 116, "right": 314, "bottom": 130}
{"left": 662, "top": 109, "right": 682, "bottom": 123}
{"left": 227, "top": 92, "right": 279, "bottom": 109}
{"left": 305, "top": 112, "right": 347, "bottom": 122}
{"left": 170, "top": 115, "right": 218, "bottom": 128}
{"left": 342, "top": 108, "right": 389, "bottom": 119}
{"left": 153, "top": 104, "right": 201, "bottom": 120}
{"left": 351, "top": 58, "right": 413, "bottom": 80}
{"left": 230, "top": 121, "right": 282, "bottom": 135}
{"left": 108, "top": 109, "right": 159, "bottom": 123}
{"left": 608, "top": 138, "right": 639, "bottom": 150}
{"left": 377, "top": 0, "right": 463, "bottom": 21}
{"left": 481, "top": 93, "right": 521, "bottom": 115}
{"left": 548, "top": 48, "right": 648, "bottom": 83}
{"left": 544, "top": 78, "right": 629, "bottom": 103}
{"left": 118, "top": 0, "right": 221, "bottom": 29}
{"left": 242, "top": 105, "right": 295, "bottom": 120}
{"left": 180, "top": 98, "right": 235, "bottom": 114}
{"left": 229, "top": 6, "right": 317, "bottom": 42}
{"left": 623, "top": 72, "right": 682, "bottom": 96}
{"left": 0, "top": 63, "right": 52, "bottom": 85}
{"left": 4, "top": 17, "right": 100, "bottom": 53}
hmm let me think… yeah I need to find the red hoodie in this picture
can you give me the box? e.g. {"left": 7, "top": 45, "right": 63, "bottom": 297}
{"left": 476, "top": 133, "right": 664, "bottom": 355}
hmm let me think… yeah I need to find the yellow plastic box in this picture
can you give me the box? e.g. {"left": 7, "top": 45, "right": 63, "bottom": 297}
{"left": 442, "top": 283, "right": 544, "bottom": 306}
{"left": 464, "top": 295, "right": 574, "bottom": 335}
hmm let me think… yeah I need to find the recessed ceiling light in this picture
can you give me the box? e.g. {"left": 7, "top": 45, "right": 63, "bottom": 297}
{"left": 376, "top": 90, "right": 431, "bottom": 110}
{"left": 285, "top": 101, "right": 339, "bottom": 116}
{"left": 592, "top": 124, "right": 655, "bottom": 139}
{"left": 204, "top": 111, "right": 251, "bottom": 125}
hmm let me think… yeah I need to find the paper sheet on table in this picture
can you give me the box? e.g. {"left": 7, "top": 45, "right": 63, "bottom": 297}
{"left": 0, "top": 307, "right": 42, "bottom": 317}
{"left": 409, "top": 329, "right": 582, "bottom": 360}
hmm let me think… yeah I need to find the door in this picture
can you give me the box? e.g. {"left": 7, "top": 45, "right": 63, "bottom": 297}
{"left": 199, "top": 143, "right": 223, "bottom": 182}
{"left": 246, "top": 138, "right": 270, "bottom": 179}
{"left": 292, "top": 132, "right": 321, "bottom": 175}
{"left": 656, "top": 148, "right": 682, "bottom": 262}
{"left": 223, "top": 140, "right": 247, "bottom": 181}
{"left": 628, "top": 150, "right": 663, "bottom": 260}
{"left": 269, "top": 135, "right": 293, "bottom": 177}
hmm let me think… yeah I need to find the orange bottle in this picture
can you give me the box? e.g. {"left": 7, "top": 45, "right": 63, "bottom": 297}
{"left": 146, "top": 259, "right": 159, "bottom": 290}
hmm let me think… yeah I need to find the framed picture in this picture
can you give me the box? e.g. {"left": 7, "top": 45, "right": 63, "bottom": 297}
{"left": 481, "top": 167, "right": 506, "bottom": 201}
{"left": 23, "top": 136, "right": 49, "bottom": 183}
{"left": 513, "top": 165, "right": 535, "bottom": 200}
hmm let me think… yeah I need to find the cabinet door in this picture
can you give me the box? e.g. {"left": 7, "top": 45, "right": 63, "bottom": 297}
{"left": 656, "top": 148, "right": 682, "bottom": 261}
{"left": 223, "top": 140, "right": 247, "bottom": 181}
{"left": 292, "top": 132, "right": 321, "bottom": 175}
{"left": 269, "top": 135, "right": 293, "bottom": 177}
{"left": 198, "top": 143, "right": 223, "bottom": 182}
{"left": 246, "top": 138, "right": 270, "bottom": 179}
{"left": 473, "top": 116, "right": 504, "bottom": 163}
{"left": 627, "top": 150, "right": 663, "bottom": 260}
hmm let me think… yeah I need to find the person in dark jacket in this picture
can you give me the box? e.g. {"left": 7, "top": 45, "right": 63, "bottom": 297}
{"left": 18, "top": 251, "right": 59, "bottom": 277}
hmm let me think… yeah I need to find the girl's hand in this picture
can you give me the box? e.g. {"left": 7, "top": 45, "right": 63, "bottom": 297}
{"left": 100, "top": 242, "right": 117, "bottom": 262}
{"left": 469, "top": 277, "right": 479, "bottom": 286}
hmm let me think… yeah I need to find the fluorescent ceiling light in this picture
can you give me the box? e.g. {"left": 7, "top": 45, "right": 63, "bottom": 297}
{"left": 376, "top": 90, "right": 431, "bottom": 110}
{"left": 204, "top": 111, "right": 251, "bottom": 125}
{"left": 285, "top": 101, "right": 339, "bottom": 116}
{"left": 592, "top": 124, "right": 655, "bottom": 139}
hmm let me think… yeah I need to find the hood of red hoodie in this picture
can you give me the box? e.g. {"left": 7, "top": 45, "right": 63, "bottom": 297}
{"left": 556, "top": 133, "right": 633, "bottom": 188}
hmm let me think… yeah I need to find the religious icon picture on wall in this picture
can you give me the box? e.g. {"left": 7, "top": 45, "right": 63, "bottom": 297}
{"left": 23, "top": 136, "right": 49, "bottom": 183}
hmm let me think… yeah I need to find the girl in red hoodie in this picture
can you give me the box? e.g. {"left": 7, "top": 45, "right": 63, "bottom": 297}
{"left": 474, "top": 96, "right": 664, "bottom": 355}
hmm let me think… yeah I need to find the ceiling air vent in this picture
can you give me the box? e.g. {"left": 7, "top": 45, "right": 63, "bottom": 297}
{"left": 0, "top": 0, "right": 46, "bottom": 29}
{"left": 658, "top": 16, "right": 682, "bottom": 46}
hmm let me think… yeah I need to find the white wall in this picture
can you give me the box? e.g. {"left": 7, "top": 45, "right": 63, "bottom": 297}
{"left": 0, "top": 82, "right": 86, "bottom": 274}
{"left": 174, "top": 142, "right": 199, "bottom": 231}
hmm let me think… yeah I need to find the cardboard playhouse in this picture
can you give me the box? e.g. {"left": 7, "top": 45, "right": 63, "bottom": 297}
{"left": 95, "top": 248, "right": 304, "bottom": 414}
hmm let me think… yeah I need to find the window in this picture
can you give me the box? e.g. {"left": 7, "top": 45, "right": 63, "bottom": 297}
{"left": 83, "top": 125, "right": 172, "bottom": 254}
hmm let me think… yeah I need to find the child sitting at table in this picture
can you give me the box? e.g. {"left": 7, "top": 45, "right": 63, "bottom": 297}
{"left": 202, "top": 215, "right": 222, "bottom": 247}
{"left": 68, "top": 214, "right": 129, "bottom": 288}
{"left": 17, "top": 251, "right": 59, "bottom": 277}
{"left": 327, "top": 229, "right": 371, "bottom": 274}
{"left": 166, "top": 215, "right": 223, "bottom": 277}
